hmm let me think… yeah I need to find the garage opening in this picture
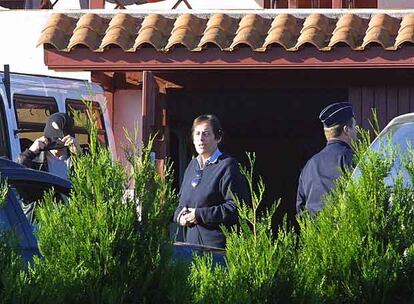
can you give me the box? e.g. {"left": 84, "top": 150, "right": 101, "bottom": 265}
{"left": 167, "top": 87, "right": 348, "bottom": 225}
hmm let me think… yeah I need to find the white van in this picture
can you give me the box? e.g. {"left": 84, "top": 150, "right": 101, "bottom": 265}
{"left": 0, "top": 69, "right": 116, "bottom": 161}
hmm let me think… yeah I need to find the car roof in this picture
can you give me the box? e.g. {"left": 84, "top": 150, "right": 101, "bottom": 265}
{"left": 0, "top": 158, "right": 71, "bottom": 191}
{"left": 387, "top": 113, "right": 414, "bottom": 127}
{"left": 372, "top": 113, "right": 414, "bottom": 144}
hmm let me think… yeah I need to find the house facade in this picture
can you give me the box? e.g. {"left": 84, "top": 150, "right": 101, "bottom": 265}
{"left": 1, "top": 0, "right": 412, "bottom": 221}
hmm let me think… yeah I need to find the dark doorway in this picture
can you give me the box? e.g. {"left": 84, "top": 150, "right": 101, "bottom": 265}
{"left": 167, "top": 88, "right": 348, "bottom": 226}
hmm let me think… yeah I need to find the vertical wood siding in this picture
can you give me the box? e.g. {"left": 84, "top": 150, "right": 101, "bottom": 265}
{"left": 349, "top": 86, "right": 414, "bottom": 131}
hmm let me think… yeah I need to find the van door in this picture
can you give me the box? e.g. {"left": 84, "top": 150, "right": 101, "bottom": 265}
{"left": 142, "top": 71, "right": 169, "bottom": 173}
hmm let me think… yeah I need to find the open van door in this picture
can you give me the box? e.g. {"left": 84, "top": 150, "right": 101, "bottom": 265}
{"left": 0, "top": 92, "right": 10, "bottom": 159}
{"left": 142, "top": 71, "right": 169, "bottom": 173}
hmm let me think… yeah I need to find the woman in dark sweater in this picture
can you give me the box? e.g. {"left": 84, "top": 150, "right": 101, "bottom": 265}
{"left": 173, "top": 114, "right": 249, "bottom": 249}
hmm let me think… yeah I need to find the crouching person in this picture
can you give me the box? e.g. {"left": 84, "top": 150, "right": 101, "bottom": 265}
{"left": 17, "top": 112, "right": 82, "bottom": 181}
{"left": 174, "top": 114, "right": 249, "bottom": 249}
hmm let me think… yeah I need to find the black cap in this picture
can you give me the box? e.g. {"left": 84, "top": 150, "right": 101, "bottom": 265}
{"left": 319, "top": 102, "right": 354, "bottom": 128}
{"left": 44, "top": 113, "right": 75, "bottom": 139}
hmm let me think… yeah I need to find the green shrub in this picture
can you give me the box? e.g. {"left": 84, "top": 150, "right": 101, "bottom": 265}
{"left": 0, "top": 104, "right": 183, "bottom": 303}
{"left": 189, "top": 153, "right": 297, "bottom": 304}
{"left": 295, "top": 128, "right": 414, "bottom": 303}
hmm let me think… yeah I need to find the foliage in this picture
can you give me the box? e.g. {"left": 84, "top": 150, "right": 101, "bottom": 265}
{"left": 0, "top": 175, "right": 7, "bottom": 209}
{"left": 0, "top": 102, "right": 182, "bottom": 303}
{"left": 295, "top": 127, "right": 414, "bottom": 303}
{"left": 4, "top": 107, "right": 414, "bottom": 303}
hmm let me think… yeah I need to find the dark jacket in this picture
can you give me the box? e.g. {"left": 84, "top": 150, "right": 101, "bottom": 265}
{"left": 16, "top": 149, "right": 48, "bottom": 172}
{"left": 174, "top": 154, "right": 249, "bottom": 249}
{"left": 296, "top": 139, "right": 354, "bottom": 215}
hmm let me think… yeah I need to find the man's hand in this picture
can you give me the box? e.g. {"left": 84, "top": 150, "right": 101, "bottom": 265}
{"left": 62, "top": 135, "right": 82, "bottom": 155}
{"left": 29, "top": 136, "right": 49, "bottom": 154}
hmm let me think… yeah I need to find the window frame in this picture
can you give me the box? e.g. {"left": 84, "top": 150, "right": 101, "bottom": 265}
{"left": 0, "top": 95, "right": 11, "bottom": 159}
{"left": 13, "top": 94, "right": 59, "bottom": 133}
{"left": 65, "top": 98, "right": 108, "bottom": 146}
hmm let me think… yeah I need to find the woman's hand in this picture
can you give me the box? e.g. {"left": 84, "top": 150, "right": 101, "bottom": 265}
{"left": 183, "top": 208, "right": 197, "bottom": 226}
{"left": 178, "top": 207, "right": 189, "bottom": 226}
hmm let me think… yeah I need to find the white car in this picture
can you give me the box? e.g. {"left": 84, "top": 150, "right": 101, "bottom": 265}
{"left": 352, "top": 113, "right": 414, "bottom": 186}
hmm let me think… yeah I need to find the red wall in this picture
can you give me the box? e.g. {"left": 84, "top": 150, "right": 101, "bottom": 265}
{"left": 350, "top": 86, "right": 414, "bottom": 131}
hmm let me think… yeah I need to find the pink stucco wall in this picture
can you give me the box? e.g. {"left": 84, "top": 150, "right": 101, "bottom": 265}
{"left": 113, "top": 89, "right": 143, "bottom": 165}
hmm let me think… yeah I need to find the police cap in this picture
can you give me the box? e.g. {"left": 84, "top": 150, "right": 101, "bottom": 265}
{"left": 319, "top": 102, "right": 354, "bottom": 128}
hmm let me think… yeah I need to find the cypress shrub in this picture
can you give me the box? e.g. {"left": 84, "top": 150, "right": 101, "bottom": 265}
{"left": 295, "top": 129, "right": 414, "bottom": 303}
{"left": 0, "top": 104, "right": 184, "bottom": 303}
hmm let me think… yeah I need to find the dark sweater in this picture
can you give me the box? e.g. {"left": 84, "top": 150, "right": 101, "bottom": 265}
{"left": 174, "top": 154, "right": 249, "bottom": 249}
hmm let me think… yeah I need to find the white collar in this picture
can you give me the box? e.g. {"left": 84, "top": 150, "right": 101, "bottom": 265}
{"left": 197, "top": 148, "right": 222, "bottom": 169}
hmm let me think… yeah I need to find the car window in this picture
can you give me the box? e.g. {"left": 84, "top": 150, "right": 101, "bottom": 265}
{"left": 353, "top": 122, "right": 414, "bottom": 186}
{"left": 9, "top": 180, "right": 68, "bottom": 224}
{"left": 65, "top": 99, "right": 108, "bottom": 148}
{"left": 13, "top": 95, "right": 58, "bottom": 152}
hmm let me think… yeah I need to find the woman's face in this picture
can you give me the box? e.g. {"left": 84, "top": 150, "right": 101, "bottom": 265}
{"left": 193, "top": 121, "right": 220, "bottom": 158}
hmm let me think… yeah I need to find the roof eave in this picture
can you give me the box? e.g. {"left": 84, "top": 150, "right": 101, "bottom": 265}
{"left": 44, "top": 45, "right": 414, "bottom": 71}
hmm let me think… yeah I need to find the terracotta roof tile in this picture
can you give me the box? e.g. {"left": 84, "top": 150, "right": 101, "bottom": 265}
{"left": 230, "top": 15, "right": 270, "bottom": 50}
{"left": 197, "top": 13, "right": 237, "bottom": 50}
{"left": 263, "top": 14, "right": 299, "bottom": 50}
{"left": 37, "top": 13, "right": 76, "bottom": 49}
{"left": 101, "top": 13, "right": 138, "bottom": 50}
{"left": 395, "top": 14, "right": 414, "bottom": 48}
{"left": 38, "top": 12, "right": 414, "bottom": 53}
{"left": 134, "top": 14, "right": 173, "bottom": 51}
{"left": 165, "top": 14, "right": 207, "bottom": 51}
{"left": 296, "top": 14, "right": 333, "bottom": 50}
{"left": 329, "top": 14, "right": 368, "bottom": 49}
{"left": 68, "top": 14, "right": 109, "bottom": 51}
{"left": 362, "top": 14, "right": 400, "bottom": 49}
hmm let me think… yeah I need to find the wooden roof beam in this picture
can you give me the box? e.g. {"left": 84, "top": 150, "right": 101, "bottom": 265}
{"left": 44, "top": 47, "right": 414, "bottom": 71}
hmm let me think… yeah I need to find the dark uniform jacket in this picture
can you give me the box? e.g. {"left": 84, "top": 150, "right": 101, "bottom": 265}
{"left": 16, "top": 149, "right": 49, "bottom": 172}
{"left": 174, "top": 154, "right": 249, "bottom": 249}
{"left": 296, "top": 139, "right": 354, "bottom": 214}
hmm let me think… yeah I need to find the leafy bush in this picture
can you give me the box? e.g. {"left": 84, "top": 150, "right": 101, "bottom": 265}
{"left": 0, "top": 105, "right": 183, "bottom": 303}
{"left": 4, "top": 108, "right": 414, "bottom": 303}
{"left": 189, "top": 153, "right": 297, "bottom": 303}
{"left": 295, "top": 128, "right": 414, "bottom": 303}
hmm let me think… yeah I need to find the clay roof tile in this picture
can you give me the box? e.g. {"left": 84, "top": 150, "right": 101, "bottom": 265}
{"left": 263, "top": 14, "right": 299, "bottom": 50}
{"left": 133, "top": 28, "right": 165, "bottom": 51}
{"left": 38, "top": 12, "right": 414, "bottom": 54}
{"left": 296, "top": 14, "right": 333, "bottom": 50}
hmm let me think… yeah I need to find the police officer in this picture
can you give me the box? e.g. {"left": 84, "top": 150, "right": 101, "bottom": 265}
{"left": 296, "top": 102, "right": 357, "bottom": 214}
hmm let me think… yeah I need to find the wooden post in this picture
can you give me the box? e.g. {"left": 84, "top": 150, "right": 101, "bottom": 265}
{"left": 332, "top": 0, "right": 342, "bottom": 7}
{"left": 288, "top": 0, "right": 298, "bottom": 8}
{"left": 89, "top": 0, "right": 104, "bottom": 8}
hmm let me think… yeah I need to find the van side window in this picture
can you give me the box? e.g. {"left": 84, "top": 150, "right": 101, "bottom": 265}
{"left": 65, "top": 99, "right": 108, "bottom": 148}
{"left": 0, "top": 96, "right": 10, "bottom": 158}
{"left": 14, "top": 95, "right": 58, "bottom": 152}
